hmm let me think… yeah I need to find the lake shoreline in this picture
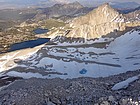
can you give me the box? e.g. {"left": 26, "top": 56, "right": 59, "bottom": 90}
{"left": 0, "top": 38, "right": 50, "bottom": 54}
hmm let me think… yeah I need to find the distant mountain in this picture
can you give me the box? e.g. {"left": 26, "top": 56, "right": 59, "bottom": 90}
{"left": 119, "top": 6, "right": 140, "bottom": 14}
{"left": 0, "top": 0, "right": 139, "bottom": 10}
{"left": 111, "top": 2, "right": 140, "bottom": 9}
{"left": 45, "top": 1, "right": 84, "bottom": 17}
{"left": 117, "top": 5, "right": 140, "bottom": 21}
{"left": 124, "top": 7, "right": 140, "bottom": 21}
{"left": 0, "top": 0, "right": 40, "bottom": 9}
{"left": 34, "top": 1, "right": 94, "bottom": 21}
{"left": 50, "top": 3, "right": 140, "bottom": 41}
{"left": 0, "top": 8, "right": 37, "bottom": 30}
{"left": 0, "top": 1, "right": 94, "bottom": 31}
{"left": 130, "top": 6, "right": 140, "bottom": 11}
{"left": 0, "top": 0, "right": 68, "bottom": 9}
{"left": 0, "top": 0, "right": 38, "bottom": 5}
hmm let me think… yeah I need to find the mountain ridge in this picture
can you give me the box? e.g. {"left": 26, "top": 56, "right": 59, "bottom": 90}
{"left": 49, "top": 3, "right": 140, "bottom": 41}
{"left": 111, "top": 2, "right": 140, "bottom": 9}
{"left": 34, "top": 1, "right": 92, "bottom": 21}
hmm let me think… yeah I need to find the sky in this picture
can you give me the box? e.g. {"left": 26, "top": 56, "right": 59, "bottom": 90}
{"left": 0, "top": 0, "right": 140, "bottom": 4}
{"left": 0, "top": 0, "right": 139, "bottom": 9}
{"left": 78, "top": 0, "right": 140, "bottom": 6}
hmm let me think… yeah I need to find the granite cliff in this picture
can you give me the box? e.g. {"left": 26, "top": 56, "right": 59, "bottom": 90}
{"left": 49, "top": 3, "right": 140, "bottom": 41}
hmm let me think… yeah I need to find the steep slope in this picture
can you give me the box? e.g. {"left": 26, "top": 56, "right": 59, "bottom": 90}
{"left": 124, "top": 8, "right": 140, "bottom": 21}
{"left": 67, "top": 3, "right": 125, "bottom": 39}
{"left": 49, "top": 3, "right": 140, "bottom": 41}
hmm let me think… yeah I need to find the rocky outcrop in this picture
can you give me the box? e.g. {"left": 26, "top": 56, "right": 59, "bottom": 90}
{"left": 125, "top": 9, "right": 140, "bottom": 21}
{"left": 50, "top": 3, "right": 140, "bottom": 40}
{"left": 0, "top": 70, "right": 140, "bottom": 105}
{"left": 120, "top": 5, "right": 140, "bottom": 14}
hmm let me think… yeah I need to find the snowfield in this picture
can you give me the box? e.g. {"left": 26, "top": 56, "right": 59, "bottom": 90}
{"left": 0, "top": 44, "right": 44, "bottom": 73}
{"left": 0, "top": 29, "right": 140, "bottom": 79}
{"left": 112, "top": 75, "right": 139, "bottom": 90}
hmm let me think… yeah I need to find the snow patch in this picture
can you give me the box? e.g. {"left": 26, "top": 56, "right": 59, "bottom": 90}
{"left": 112, "top": 76, "right": 139, "bottom": 90}
{"left": 7, "top": 71, "right": 47, "bottom": 79}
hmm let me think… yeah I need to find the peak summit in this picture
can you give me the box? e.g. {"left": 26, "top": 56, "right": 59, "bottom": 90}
{"left": 53, "top": 1, "right": 83, "bottom": 9}
{"left": 50, "top": 3, "right": 140, "bottom": 41}
{"left": 95, "top": 3, "right": 118, "bottom": 15}
{"left": 97, "top": 3, "right": 114, "bottom": 11}
{"left": 68, "top": 1, "right": 84, "bottom": 8}
{"left": 61, "top": 3, "right": 126, "bottom": 39}
{"left": 71, "top": 3, "right": 121, "bottom": 27}
{"left": 99, "top": 3, "right": 110, "bottom": 8}
{"left": 72, "top": 1, "right": 82, "bottom": 5}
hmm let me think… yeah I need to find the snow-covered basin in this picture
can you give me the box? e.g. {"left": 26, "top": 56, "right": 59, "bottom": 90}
{"left": 1, "top": 30, "right": 140, "bottom": 80}
{"left": 24, "top": 30, "right": 140, "bottom": 79}
{"left": 0, "top": 44, "right": 44, "bottom": 73}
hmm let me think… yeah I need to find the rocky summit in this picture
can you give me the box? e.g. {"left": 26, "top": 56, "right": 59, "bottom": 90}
{"left": 50, "top": 3, "right": 140, "bottom": 41}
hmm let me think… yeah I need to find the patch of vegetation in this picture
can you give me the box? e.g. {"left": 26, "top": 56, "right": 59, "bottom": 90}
{"left": 39, "top": 19, "right": 66, "bottom": 29}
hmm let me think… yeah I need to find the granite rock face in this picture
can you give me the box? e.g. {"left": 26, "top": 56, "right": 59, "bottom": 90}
{"left": 50, "top": 3, "right": 140, "bottom": 40}
{"left": 67, "top": 3, "right": 140, "bottom": 39}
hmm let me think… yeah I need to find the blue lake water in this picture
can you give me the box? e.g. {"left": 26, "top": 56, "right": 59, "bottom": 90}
{"left": 33, "top": 28, "right": 49, "bottom": 34}
{"left": 9, "top": 38, "right": 50, "bottom": 52}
